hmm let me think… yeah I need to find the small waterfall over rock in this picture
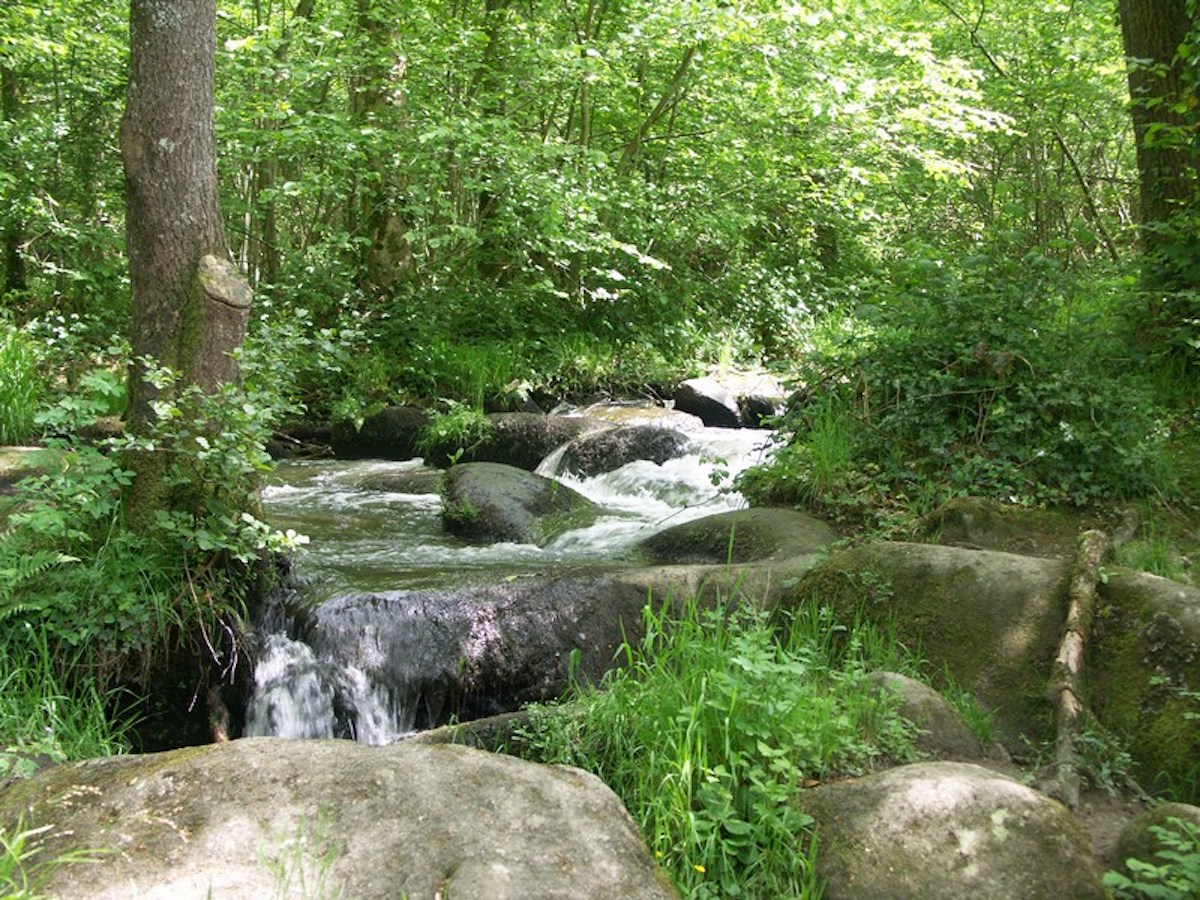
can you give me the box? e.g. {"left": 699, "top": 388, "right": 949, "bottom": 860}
{"left": 246, "top": 413, "right": 772, "bottom": 743}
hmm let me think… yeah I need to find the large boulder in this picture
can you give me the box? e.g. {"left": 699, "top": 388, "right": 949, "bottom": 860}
{"left": 868, "top": 671, "right": 985, "bottom": 760}
{"left": 423, "top": 413, "right": 591, "bottom": 470}
{"left": 782, "top": 542, "right": 1070, "bottom": 743}
{"left": 0, "top": 738, "right": 678, "bottom": 900}
{"left": 442, "top": 462, "right": 598, "bottom": 546}
{"left": 575, "top": 402, "right": 705, "bottom": 431}
{"left": 1109, "top": 801, "right": 1200, "bottom": 874}
{"left": 560, "top": 425, "right": 693, "bottom": 478}
{"left": 638, "top": 507, "right": 839, "bottom": 565}
{"left": 331, "top": 405, "right": 430, "bottom": 460}
{"left": 284, "top": 573, "right": 656, "bottom": 729}
{"left": 672, "top": 373, "right": 785, "bottom": 428}
{"left": 799, "top": 761, "right": 1104, "bottom": 899}
{"left": 1091, "top": 571, "right": 1200, "bottom": 797}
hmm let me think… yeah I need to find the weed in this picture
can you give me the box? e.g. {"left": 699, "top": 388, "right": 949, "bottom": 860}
{"left": 261, "top": 808, "right": 345, "bottom": 900}
{"left": 0, "top": 818, "right": 104, "bottom": 898}
{"left": 514, "top": 595, "right": 919, "bottom": 898}
{"left": 0, "top": 325, "right": 43, "bottom": 446}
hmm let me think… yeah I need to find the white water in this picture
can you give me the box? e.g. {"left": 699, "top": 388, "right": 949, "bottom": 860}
{"left": 249, "top": 416, "right": 775, "bottom": 743}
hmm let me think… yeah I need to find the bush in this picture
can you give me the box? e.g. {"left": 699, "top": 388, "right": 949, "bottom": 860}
{"left": 1104, "top": 817, "right": 1200, "bottom": 899}
{"left": 742, "top": 256, "right": 1180, "bottom": 524}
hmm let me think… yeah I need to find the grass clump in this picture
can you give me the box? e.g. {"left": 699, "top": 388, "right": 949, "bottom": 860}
{"left": 514, "top": 597, "right": 919, "bottom": 898}
{"left": 0, "top": 325, "right": 44, "bottom": 447}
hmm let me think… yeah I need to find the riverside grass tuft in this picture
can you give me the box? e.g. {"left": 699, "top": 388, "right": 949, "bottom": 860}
{"left": 515, "top": 596, "right": 921, "bottom": 899}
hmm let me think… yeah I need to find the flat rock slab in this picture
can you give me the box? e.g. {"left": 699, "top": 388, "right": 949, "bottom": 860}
{"left": 800, "top": 761, "right": 1104, "bottom": 900}
{"left": 0, "top": 738, "right": 678, "bottom": 900}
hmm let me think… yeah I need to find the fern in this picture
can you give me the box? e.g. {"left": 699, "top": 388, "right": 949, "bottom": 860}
{"left": 0, "top": 530, "right": 77, "bottom": 623}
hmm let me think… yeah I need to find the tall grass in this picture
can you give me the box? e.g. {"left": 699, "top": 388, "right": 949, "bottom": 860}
{"left": 0, "top": 628, "right": 132, "bottom": 779}
{"left": 0, "top": 327, "right": 43, "bottom": 446}
{"left": 515, "top": 596, "right": 919, "bottom": 899}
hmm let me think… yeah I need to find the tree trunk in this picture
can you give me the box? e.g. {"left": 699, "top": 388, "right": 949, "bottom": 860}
{"left": 352, "top": 0, "right": 412, "bottom": 294}
{"left": 1, "top": 65, "right": 26, "bottom": 299}
{"left": 1118, "top": 0, "right": 1199, "bottom": 297}
{"left": 120, "top": 0, "right": 252, "bottom": 526}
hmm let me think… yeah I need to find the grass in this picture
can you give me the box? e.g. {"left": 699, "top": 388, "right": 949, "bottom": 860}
{"left": 513, "top": 595, "right": 920, "bottom": 899}
{"left": 0, "top": 629, "right": 133, "bottom": 780}
{"left": 0, "top": 327, "right": 43, "bottom": 447}
{"left": 1, "top": 817, "right": 103, "bottom": 900}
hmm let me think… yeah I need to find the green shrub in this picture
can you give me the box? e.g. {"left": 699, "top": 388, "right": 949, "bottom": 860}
{"left": 743, "top": 257, "right": 1180, "bottom": 525}
{"left": 1104, "top": 817, "right": 1200, "bottom": 899}
{"left": 514, "top": 597, "right": 918, "bottom": 898}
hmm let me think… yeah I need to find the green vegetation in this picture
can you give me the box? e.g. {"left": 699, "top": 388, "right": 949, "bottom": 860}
{"left": 0, "top": 5, "right": 1197, "bottom": 893}
{"left": 514, "top": 597, "right": 919, "bottom": 898}
{"left": 1104, "top": 817, "right": 1200, "bottom": 899}
{"left": 1, "top": 818, "right": 101, "bottom": 900}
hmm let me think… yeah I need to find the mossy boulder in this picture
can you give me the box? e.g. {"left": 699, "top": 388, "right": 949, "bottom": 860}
{"left": 868, "top": 671, "right": 985, "bottom": 760}
{"left": 781, "top": 542, "right": 1070, "bottom": 744}
{"left": 1109, "top": 801, "right": 1200, "bottom": 874}
{"left": 918, "top": 496, "right": 1086, "bottom": 559}
{"left": 356, "top": 468, "right": 444, "bottom": 495}
{"left": 800, "top": 761, "right": 1104, "bottom": 899}
{"left": 638, "top": 507, "right": 839, "bottom": 565}
{"left": 423, "top": 413, "right": 590, "bottom": 470}
{"left": 442, "top": 462, "right": 598, "bottom": 546}
{"left": 0, "top": 739, "right": 679, "bottom": 900}
{"left": 1091, "top": 572, "right": 1200, "bottom": 800}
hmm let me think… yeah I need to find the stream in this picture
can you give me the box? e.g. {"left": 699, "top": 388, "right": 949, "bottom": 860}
{"left": 244, "top": 412, "right": 773, "bottom": 743}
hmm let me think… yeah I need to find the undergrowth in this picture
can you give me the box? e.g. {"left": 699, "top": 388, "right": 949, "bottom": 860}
{"left": 513, "top": 596, "right": 919, "bottom": 898}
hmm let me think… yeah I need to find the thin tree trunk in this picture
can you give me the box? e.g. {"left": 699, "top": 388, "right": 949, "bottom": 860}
{"left": 1, "top": 66, "right": 26, "bottom": 298}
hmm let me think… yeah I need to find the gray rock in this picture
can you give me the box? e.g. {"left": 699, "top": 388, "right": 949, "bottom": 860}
{"left": 868, "top": 671, "right": 985, "bottom": 759}
{"left": 800, "top": 761, "right": 1104, "bottom": 899}
{"left": 673, "top": 373, "right": 785, "bottom": 428}
{"left": 0, "top": 738, "right": 678, "bottom": 900}
{"left": 356, "top": 468, "right": 443, "bottom": 494}
{"left": 919, "top": 496, "right": 1085, "bottom": 558}
{"left": 639, "top": 507, "right": 838, "bottom": 565}
{"left": 784, "top": 542, "right": 1071, "bottom": 744}
{"left": 561, "top": 425, "right": 693, "bottom": 477}
{"left": 423, "top": 413, "right": 591, "bottom": 470}
{"left": 442, "top": 462, "right": 598, "bottom": 546}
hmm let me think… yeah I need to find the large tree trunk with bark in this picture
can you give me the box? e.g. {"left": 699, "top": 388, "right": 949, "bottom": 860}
{"left": 120, "top": 0, "right": 252, "bottom": 527}
{"left": 1118, "top": 0, "right": 1199, "bottom": 301}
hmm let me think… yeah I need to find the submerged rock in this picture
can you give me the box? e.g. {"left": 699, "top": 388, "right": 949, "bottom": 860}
{"left": 442, "top": 462, "right": 598, "bottom": 546}
{"left": 800, "top": 761, "right": 1104, "bottom": 899}
{"left": 0, "top": 738, "right": 678, "bottom": 900}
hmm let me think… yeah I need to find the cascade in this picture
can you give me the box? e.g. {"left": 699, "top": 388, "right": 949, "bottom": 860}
{"left": 245, "top": 414, "right": 772, "bottom": 743}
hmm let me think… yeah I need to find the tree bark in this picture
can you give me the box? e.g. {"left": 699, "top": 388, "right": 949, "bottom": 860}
{"left": 1118, "top": 0, "right": 1199, "bottom": 295}
{"left": 120, "top": 0, "right": 252, "bottom": 525}
{"left": 1, "top": 65, "right": 26, "bottom": 299}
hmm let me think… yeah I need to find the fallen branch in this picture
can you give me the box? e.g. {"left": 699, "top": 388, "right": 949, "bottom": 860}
{"left": 1044, "top": 528, "right": 1111, "bottom": 808}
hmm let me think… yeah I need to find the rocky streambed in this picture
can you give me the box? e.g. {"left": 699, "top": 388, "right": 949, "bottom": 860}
{"left": 3, "top": 383, "right": 1198, "bottom": 898}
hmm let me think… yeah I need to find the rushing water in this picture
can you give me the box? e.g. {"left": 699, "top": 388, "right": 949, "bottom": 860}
{"left": 244, "top": 414, "right": 774, "bottom": 742}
